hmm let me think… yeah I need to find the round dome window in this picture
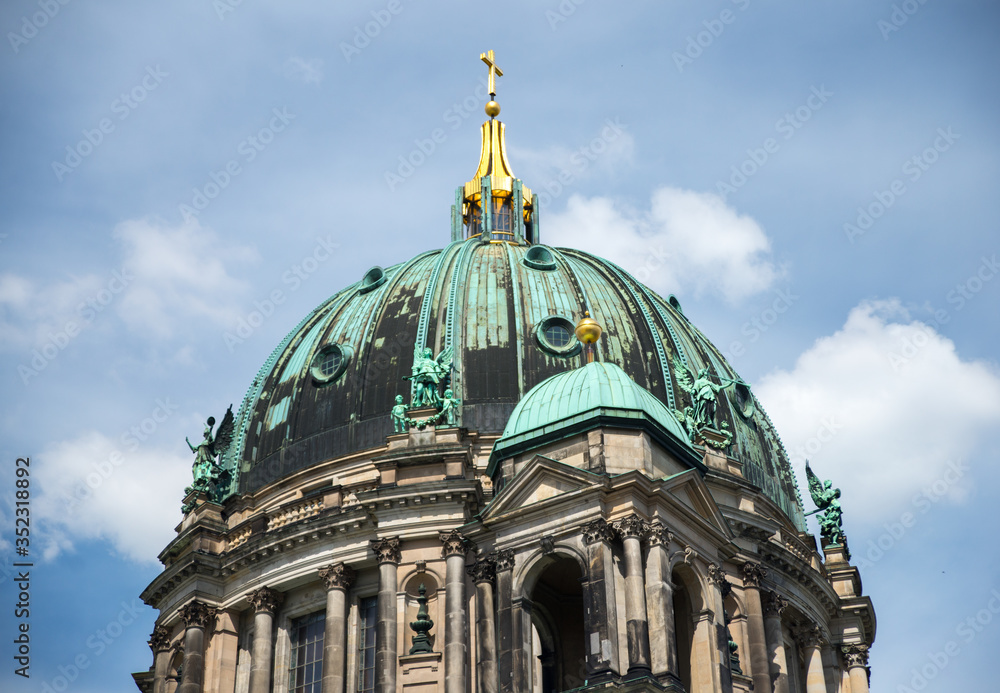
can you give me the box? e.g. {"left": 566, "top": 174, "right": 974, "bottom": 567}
{"left": 311, "top": 344, "right": 352, "bottom": 383}
{"left": 359, "top": 266, "right": 387, "bottom": 294}
{"left": 523, "top": 245, "right": 558, "bottom": 271}
{"left": 733, "top": 381, "right": 755, "bottom": 419}
{"left": 668, "top": 294, "right": 684, "bottom": 316}
{"left": 535, "top": 316, "right": 581, "bottom": 356}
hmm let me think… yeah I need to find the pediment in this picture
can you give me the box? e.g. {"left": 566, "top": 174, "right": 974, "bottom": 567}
{"left": 656, "top": 469, "right": 733, "bottom": 539}
{"left": 481, "top": 456, "right": 604, "bottom": 521}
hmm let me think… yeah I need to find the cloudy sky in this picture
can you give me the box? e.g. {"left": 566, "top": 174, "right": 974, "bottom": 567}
{"left": 1, "top": 1, "right": 998, "bottom": 691}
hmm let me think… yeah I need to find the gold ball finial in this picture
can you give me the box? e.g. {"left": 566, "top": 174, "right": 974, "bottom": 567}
{"left": 575, "top": 311, "right": 603, "bottom": 345}
{"left": 485, "top": 100, "right": 501, "bottom": 117}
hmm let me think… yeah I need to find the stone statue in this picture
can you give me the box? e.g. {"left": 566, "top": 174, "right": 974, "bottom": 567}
{"left": 805, "top": 461, "right": 845, "bottom": 545}
{"left": 184, "top": 405, "right": 234, "bottom": 500}
{"left": 391, "top": 395, "right": 409, "bottom": 433}
{"left": 439, "top": 388, "right": 461, "bottom": 427}
{"left": 407, "top": 346, "right": 453, "bottom": 407}
{"left": 677, "top": 365, "right": 739, "bottom": 431}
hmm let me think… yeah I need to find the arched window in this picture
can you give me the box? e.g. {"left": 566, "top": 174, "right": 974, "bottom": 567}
{"left": 526, "top": 556, "right": 586, "bottom": 692}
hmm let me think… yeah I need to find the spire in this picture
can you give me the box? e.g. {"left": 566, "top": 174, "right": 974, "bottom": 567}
{"left": 450, "top": 50, "right": 538, "bottom": 245}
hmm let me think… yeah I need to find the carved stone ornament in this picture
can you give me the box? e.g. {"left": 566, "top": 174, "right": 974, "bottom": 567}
{"left": 467, "top": 556, "right": 497, "bottom": 584}
{"left": 370, "top": 536, "right": 402, "bottom": 564}
{"left": 246, "top": 586, "right": 284, "bottom": 615}
{"left": 492, "top": 548, "right": 515, "bottom": 572}
{"left": 646, "top": 521, "right": 673, "bottom": 547}
{"left": 148, "top": 625, "right": 172, "bottom": 653}
{"left": 708, "top": 563, "right": 733, "bottom": 598}
{"left": 439, "top": 529, "right": 469, "bottom": 558}
{"left": 318, "top": 563, "right": 356, "bottom": 591}
{"left": 741, "top": 561, "right": 767, "bottom": 588}
{"left": 612, "top": 514, "right": 649, "bottom": 540}
{"left": 539, "top": 536, "right": 555, "bottom": 555}
{"left": 763, "top": 591, "right": 789, "bottom": 618}
{"left": 794, "top": 624, "right": 824, "bottom": 650}
{"left": 841, "top": 643, "right": 869, "bottom": 668}
{"left": 582, "top": 518, "right": 615, "bottom": 545}
{"left": 179, "top": 601, "right": 217, "bottom": 630}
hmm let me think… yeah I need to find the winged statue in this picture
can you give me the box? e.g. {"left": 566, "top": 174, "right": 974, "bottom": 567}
{"left": 675, "top": 364, "right": 738, "bottom": 431}
{"left": 805, "top": 461, "right": 845, "bottom": 545}
{"left": 408, "top": 345, "right": 454, "bottom": 407}
{"left": 185, "top": 405, "right": 235, "bottom": 495}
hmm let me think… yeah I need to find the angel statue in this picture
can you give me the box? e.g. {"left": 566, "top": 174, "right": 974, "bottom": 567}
{"left": 439, "top": 389, "right": 461, "bottom": 427}
{"left": 407, "top": 346, "right": 454, "bottom": 407}
{"left": 805, "top": 461, "right": 845, "bottom": 546}
{"left": 390, "top": 395, "right": 409, "bottom": 433}
{"left": 676, "top": 365, "right": 740, "bottom": 431}
{"left": 185, "top": 405, "right": 234, "bottom": 496}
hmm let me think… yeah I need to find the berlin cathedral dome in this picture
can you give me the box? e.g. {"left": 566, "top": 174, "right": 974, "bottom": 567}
{"left": 136, "top": 51, "right": 874, "bottom": 693}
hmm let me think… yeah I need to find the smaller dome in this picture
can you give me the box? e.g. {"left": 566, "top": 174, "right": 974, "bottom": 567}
{"left": 490, "top": 361, "right": 694, "bottom": 469}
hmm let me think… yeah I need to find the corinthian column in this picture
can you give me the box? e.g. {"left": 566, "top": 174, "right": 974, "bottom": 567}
{"left": 370, "top": 537, "right": 401, "bottom": 693}
{"left": 440, "top": 530, "right": 469, "bottom": 693}
{"left": 149, "top": 625, "right": 172, "bottom": 693}
{"left": 613, "top": 515, "right": 651, "bottom": 674}
{"left": 740, "top": 562, "right": 771, "bottom": 693}
{"left": 763, "top": 591, "right": 790, "bottom": 693}
{"left": 644, "top": 522, "right": 676, "bottom": 679}
{"left": 246, "top": 586, "right": 283, "bottom": 693}
{"left": 842, "top": 644, "right": 870, "bottom": 693}
{"left": 494, "top": 549, "right": 517, "bottom": 693}
{"left": 795, "top": 625, "right": 827, "bottom": 693}
{"left": 468, "top": 555, "right": 497, "bottom": 693}
{"left": 581, "top": 518, "right": 621, "bottom": 679}
{"left": 177, "top": 600, "right": 217, "bottom": 693}
{"left": 318, "top": 563, "right": 355, "bottom": 693}
{"left": 707, "top": 564, "right": 735, "bottom": 692}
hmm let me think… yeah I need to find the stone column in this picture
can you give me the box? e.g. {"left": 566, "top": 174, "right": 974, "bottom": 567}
{"left": 494, "top": 549, "right": 516, "bottom": 693}
{"left": 246, "top": 586, "right": 283, "bottom": 693}
{"left": 370, "top": 537, "right": 401, "bottom": 693}
{"left": 708, "top": 564, "right": 736, "bottom": 693}
{"left": 740, "top": 562, "right": 771, "bottom": 693}
{"left": 842, "top": 644, "right": 870, "bottom": 693}
{"left": 178, "top": 601, "right": 216, "bottom": 693}
{"left": 318, "top": 563, "right": 355, "bottom": 693}
{"left": 581, "top": 518, "right": 621, "bottom": 679}
{"left": 468, "top": 556, "right": 498, "bottom": 693}
{"left": 613, "top": 515, "right": 651, "bottom": 674}
{"left": 644, "top": 522, "right": 677, "bottom": 679}
{"left": 795, "top": 626, "right": 827, "bottom": 693}
{"left": 440, "top": 530, "right": 469, "bottom": 693}
{"left": 763, "top": 591, "right": 790, "bottom": 693}
{"left": 149, "top": 625, "right": 172, "bottom": 693}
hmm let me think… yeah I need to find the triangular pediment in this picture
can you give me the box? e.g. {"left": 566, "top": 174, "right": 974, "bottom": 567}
{"left": 481, "top": 456, "right": 605, "bottom": 522}
{"left": 656, "top": 469, "right": 733, "bottom": 540}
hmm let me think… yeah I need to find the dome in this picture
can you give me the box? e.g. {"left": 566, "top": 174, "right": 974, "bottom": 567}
{"left": 489, "top": 360, "right": 694, "bottom": 466}
{"left": 220, "top": 241, "right": 806, "bottom": 529}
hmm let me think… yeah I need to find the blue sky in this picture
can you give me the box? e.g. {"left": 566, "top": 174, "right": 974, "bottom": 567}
{"left": 1, "top": 1, "right": 998, "bottom": 691}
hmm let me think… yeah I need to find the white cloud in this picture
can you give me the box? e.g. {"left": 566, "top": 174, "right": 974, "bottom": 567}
{"left": 33, "top": 430, "right": 191, "bottom": 563}
{"left": 546, "top": 187, "right": 781, "bottom": 302}
{"left": 0, "top": 272, "right": 104, "bottom": 350}
{"left": 283, "top": 56, "right": 324, "bottom": 85}
{"left": 512, "top": 125, "right": 634, "bottom": 186}
{"left": 755, "top": 299, "right": 1000, "bottom": 525}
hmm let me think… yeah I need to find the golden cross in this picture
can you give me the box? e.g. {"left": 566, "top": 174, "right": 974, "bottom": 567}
{"left": 480, "top": 50, "right": 503, "bottom": 97}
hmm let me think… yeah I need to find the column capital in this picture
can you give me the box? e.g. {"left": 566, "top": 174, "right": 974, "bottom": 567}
{"left": 646, "top": 521, "right": 673, "bottom": 547}
{"left": 370, "top": 536, "right": 402, "bottom": 564}
{"left": 246, "top": 586, "right": 284, "bottom": 615}
{"left": 794, "top": 624, "right": 825, "bottom": 650}
{"left": 612, "top": 514, "right": 649, "bottom": 540}
{"left": 439, "top": 529, "right": 470, "bottom": 558}
{"left": 179, "top": 600, "right": 217, "bottom": 630}
{"left": 318, "top": 562, "right": 355, "bottom": 591}
{"left": 841, "top": 643, "right": 870, "bottom": 668}
{"left": 491, "top": 548, "right": 515, "bottom": 572}
{"left": 467, "top": 555, "right": 496, "bottom": 584}
{"left": 148, "top": 625, "right": 172, "bottom": 653}
{"left": 582, "top": 518, "right": 615, "bottom": 545}
{"left": 741, "top": 561, "right": 767, "bottom": 588}
{"left": 707, "top": 563, "right": 733, "bottom": 598}
{"left": 762, "top": 590, "right": 789, "bottom": 618}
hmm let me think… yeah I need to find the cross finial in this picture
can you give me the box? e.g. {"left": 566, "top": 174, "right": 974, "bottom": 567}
{"left": 480, "top": 50, "right": 503, "bottom": 97}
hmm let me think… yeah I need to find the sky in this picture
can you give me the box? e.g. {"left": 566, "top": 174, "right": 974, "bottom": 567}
{"left": 0, "top": 1, "right": 998, "bottom": 691}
